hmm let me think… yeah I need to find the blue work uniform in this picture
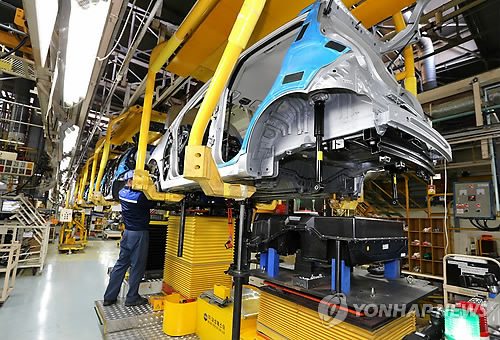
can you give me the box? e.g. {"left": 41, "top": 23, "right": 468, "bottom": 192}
{"left": 104, "top": 186, "right": 155, "bottom": 304}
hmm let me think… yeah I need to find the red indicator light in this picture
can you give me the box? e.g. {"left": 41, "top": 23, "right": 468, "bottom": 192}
{"left": 476, "top": 204, "right": 481, "bottom": 208}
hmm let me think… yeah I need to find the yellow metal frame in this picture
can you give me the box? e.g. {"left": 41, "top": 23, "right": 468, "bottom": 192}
{"left": 76, "top": 105, "right": 167, "bottom": 205}
{"left": 77, "top": 155, "right": 94, "bottom": 206}
{"left": 392, "top": 11, "right": 417, "bottom": 96}
{"left": 92, "top": 113, "right": 129, "bottom": 206}
{"left": 134, "top": 0, "right": 421, "bottom": 200}
{"left": 58, "top": 212, "right": 87, "bottom": 251}
{"left": 350, "top": 0, "right": 416, "bottom": 29}
{"left": 134, "top": 0, "right": 227, "bottom": 201}
{"left": 183, "top": 0, "right": 263, "bottom": 199}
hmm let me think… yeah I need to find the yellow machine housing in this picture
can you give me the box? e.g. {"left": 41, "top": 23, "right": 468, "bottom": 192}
{"left": 196, "top": 286, "right": 260, "bottom": 340}
{"left": 163, "top": 293, "right": 197, "bottom": 336}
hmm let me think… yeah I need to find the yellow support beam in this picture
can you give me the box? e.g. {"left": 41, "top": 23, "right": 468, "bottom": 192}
{"left": 87, "top": 150, "right": 101, "bottom": 203}
{"left": 150, "top": 0, "right": 221, "bottom": 74}
{"left": 350, "top": 0, "right": 416, "bottom": 28}
{"left": 78, "top": 155, "right": 94, "bottom": 205}
{"left": 94, "top": 113, "right": 130, "bottom": 199}
{"left": 136, "top": 0, "right": 223, "bottom": 176}
{"left": 188, "top": 0, "right": 265, "bottom": 146}
{"left": 392, "top": 11, "right": 417, "bottom": 96}
{"left": 342, "top": 0, "right": 360, "bottom": 8}
{"left": 0, "top": 31, "right": 32, "bottom": 55}
{"left": 183, "top": 0, "right": 264, "bottom": 199}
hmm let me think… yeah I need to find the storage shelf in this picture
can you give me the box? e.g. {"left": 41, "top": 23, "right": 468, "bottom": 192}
{"left": 390, "top": 217, "right": 450, "bottom": 278}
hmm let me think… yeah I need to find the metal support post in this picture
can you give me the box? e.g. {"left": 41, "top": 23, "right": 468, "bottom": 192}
{"left": 314, "top": 99, "right": 325, "bottom": 192}
{"left": 392, "top": 173, "right": 399, "bottom": 205}
{"left": 232, "top": 202, "right": 246, "bottom": 340}
{"left": 335, "top": 240, "right": 341, "bottom": 293}
{"left": 177, "top": 199, "right": 186, "bottom": 257}
{"left": 487, "top": 114, "right": 500, "bottom": 215}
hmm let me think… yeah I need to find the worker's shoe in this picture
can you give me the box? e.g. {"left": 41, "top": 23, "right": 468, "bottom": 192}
{"left": 103, "top": 299, "right": 117, "bottom": 306}
{"left": 125, "top": 297, "right": 148, "bottom": 307}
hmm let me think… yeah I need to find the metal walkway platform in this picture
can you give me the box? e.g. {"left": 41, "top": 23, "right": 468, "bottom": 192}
{"left": 95, "top": 299, "right": 199, "bottom": 340}
{"left": 103, "top": 325, "right": 200, "bottom": 340}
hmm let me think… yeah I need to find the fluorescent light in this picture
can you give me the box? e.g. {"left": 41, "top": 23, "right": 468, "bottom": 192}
{"left": 63, "top": 0, "right": 111, "bottom": 106}
{"left": 33, "top": 0, "right": 58, "bottom": 67}
{"left": 60, "top": 156, "right": 71, "bottom": 171}
{"left": 63, "top": 125, "right": 80, "bottom": 154}
{"left": 88, "top": 112, "right": 111, "bottom": 121}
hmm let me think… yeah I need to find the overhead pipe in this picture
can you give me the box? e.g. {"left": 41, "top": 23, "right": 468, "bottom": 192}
{"left": 416, "top": 37, "right": 437, "bottom": 90}
{"left": 403, "top": 12, "right": 437, "bottom": 91}
{"left": 429, "top": 88, "right": 500, "bottom": 120}
{"left": 485, "top": 86, "right": 500, "bottom": 215}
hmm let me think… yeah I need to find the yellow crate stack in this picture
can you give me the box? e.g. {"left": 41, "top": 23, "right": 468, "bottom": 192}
{"left": 257, "top": 291, "right": 416, "bottom": 340}
{"left": 163, "top": 216, "right": 234, "bottom": 299}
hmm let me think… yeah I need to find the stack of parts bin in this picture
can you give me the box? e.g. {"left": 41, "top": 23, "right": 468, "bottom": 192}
{"left": 163, "top": 216, "right": 234, "bottom": 299}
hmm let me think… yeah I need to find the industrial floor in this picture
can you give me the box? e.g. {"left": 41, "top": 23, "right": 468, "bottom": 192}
{"left": 0, "top": 239, "right": 119, "bottom": 340}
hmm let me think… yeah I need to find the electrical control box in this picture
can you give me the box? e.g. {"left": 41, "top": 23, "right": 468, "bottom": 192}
{"left": 59, "top": 208, "right": 73, "bottom": 222}
{"left": 454, "top": 181, "right": 495, "bottom": 219}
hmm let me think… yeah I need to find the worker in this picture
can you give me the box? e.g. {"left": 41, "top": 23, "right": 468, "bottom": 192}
{"left": 103, "top": 170, "right": 155, "bottom": 306}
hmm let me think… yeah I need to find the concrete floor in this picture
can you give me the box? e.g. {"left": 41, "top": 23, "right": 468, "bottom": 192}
{"left": 0, "top": 240, "right": 119, "bottom": 340}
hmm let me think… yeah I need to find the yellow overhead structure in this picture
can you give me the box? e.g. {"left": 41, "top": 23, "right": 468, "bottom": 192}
{"left": 183, "top": 0, "right": 264, "bottom": 199}
{"left": 84, "top": 105, "right": 167, "bottom": 204}
{"left": 135, "top": 0, "right": 422, "bottom": 200}
{"left": 108, "top": 105, "right": 167, "bottom": 146}
{"left": 349, "top": 0, "right": 416, "bottom": 29}
{"left": 93, "top": 112, "right": 131, "bottom": 205}
{"left": 87, "top": 140, "right": 103, "bottom": 203}
{"left": 134, "top": 0, "right": 316, "bottom": 201}
{"left": 77, "top": 155, "right": 94, "bottom": 206}
{"left": 164, "top": 0, "right": 316, "bottom": 82}
{"left": 0, "top": 31, "right": 32, "bottom": 55}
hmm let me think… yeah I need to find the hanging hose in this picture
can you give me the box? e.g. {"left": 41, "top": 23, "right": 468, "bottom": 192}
{"left": 469, "top": 219, "right": 500, "bottom": 232}
{"left": 0, "top": 35, "right": 28, "bottom": 60}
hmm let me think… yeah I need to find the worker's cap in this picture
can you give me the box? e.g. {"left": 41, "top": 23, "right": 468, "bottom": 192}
{"left": 124, "top": 170, "right": 134, "bottom": 181}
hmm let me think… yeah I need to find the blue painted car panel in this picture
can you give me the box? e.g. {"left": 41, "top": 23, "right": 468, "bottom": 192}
{"left": 219, "top": 1, "right": 348, "bottom": 167}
